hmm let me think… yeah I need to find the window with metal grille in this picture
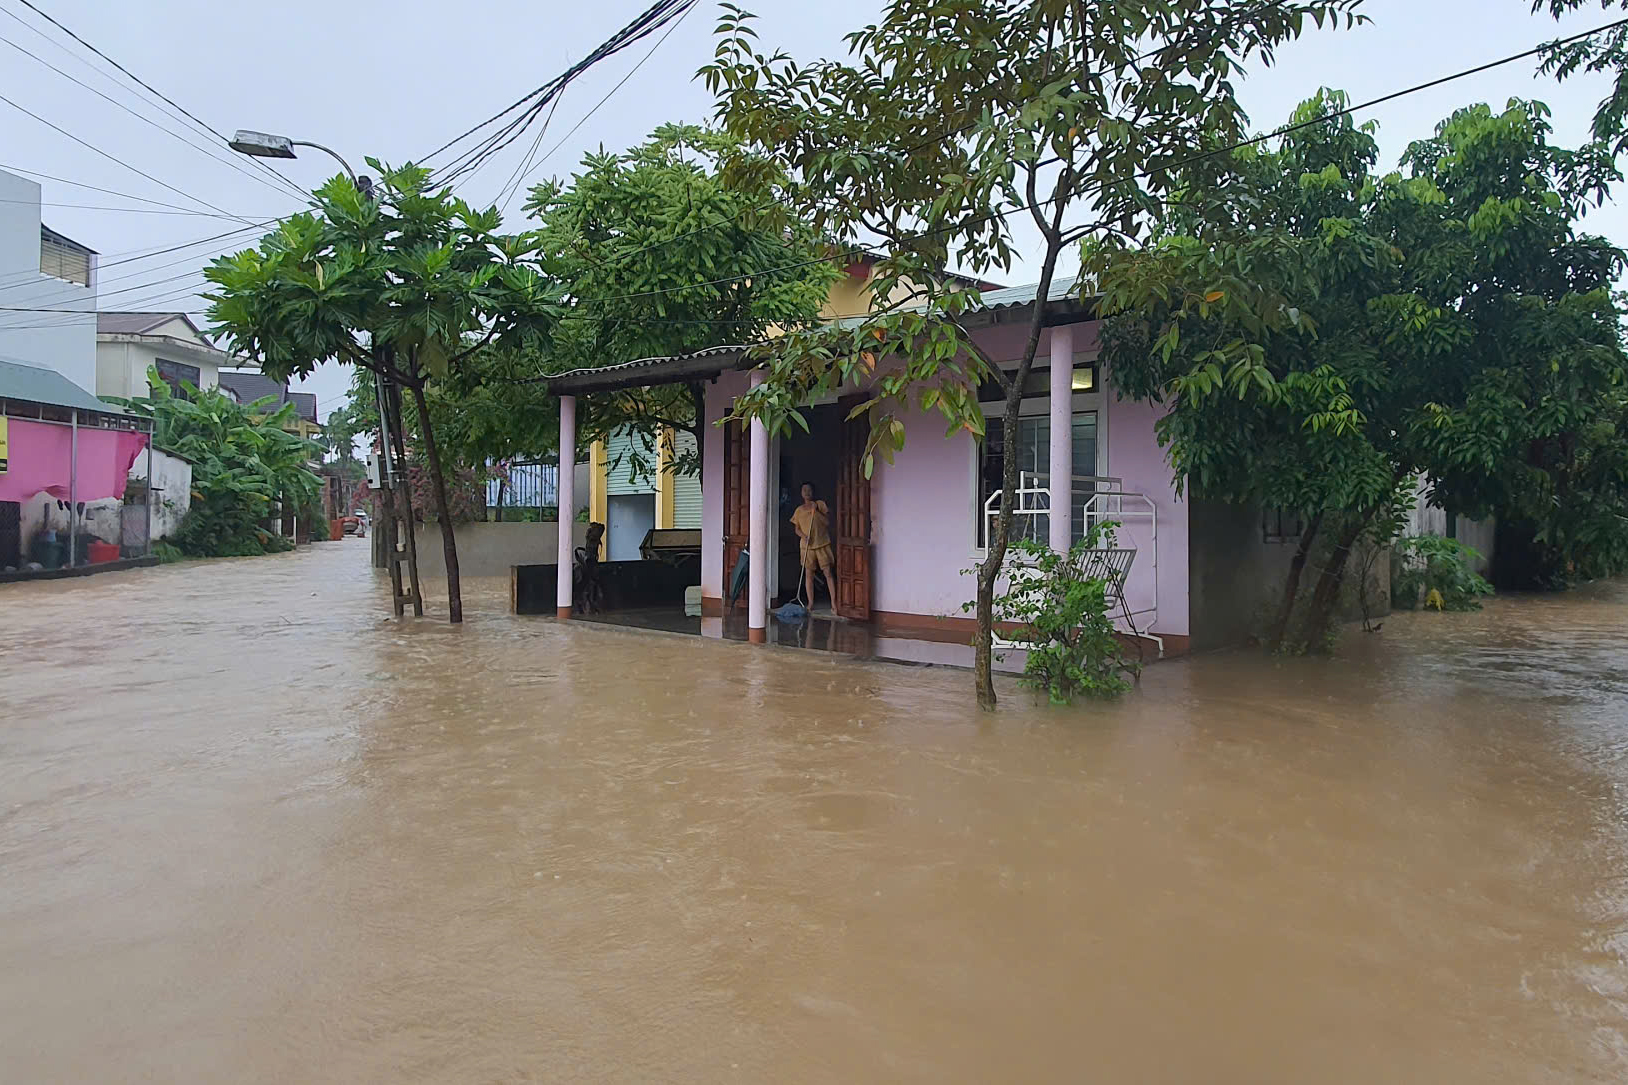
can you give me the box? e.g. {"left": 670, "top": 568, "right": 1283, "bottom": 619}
{"left": 39, "top": 236, "right": 90, "bottom": 286}
{"left": 155, "top": 359, "right": 201, "bottom": 398}
{"left": 1262, "top": 507, "right": 1306, "bottom": 544}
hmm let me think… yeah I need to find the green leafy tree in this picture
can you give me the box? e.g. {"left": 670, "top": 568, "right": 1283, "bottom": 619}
{"left": 1099, "top": 92, "right": 1625, "bottom": 646}
{"left": 1537, "top": 1, "right": 1628, "bottom": 153}
{"left": 520, "top": 123, "right": 837, "bottom": 480}
{"left": 702, "top": 0, "right": 1363, "bottom": 707}
{"left": 113, "top": 372, "right": 322, "bottom": 558}
{"left": 205, "top": 164, "right": 558, "bottom": 622}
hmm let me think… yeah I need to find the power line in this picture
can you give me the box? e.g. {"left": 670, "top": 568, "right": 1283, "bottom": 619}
{"left": 428, "top": 0, "right": 698, "bottom": 190}
{"left": 9, "top": 0, "right": 308, "bottom": 200}
{"left": 0, "top": 19, "right": 307, "bottom": 204}
{"left": 0, "top": 196, "right": 266, "bottom": 217}
{"left": 496, "top": 0, "right": 694, "bottom": 212}
{"left": 0, "top": 161, "right": 238, "bottom": 213}
{"left": 559, "top": 14, "right": 1628, "bottom": 312}
{"left": 0, "top": 90, "right": 252, "bottom": 221}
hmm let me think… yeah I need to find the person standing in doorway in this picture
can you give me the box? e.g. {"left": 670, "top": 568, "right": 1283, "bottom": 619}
{"left": 791, "top": 481, "right": 838, "bottom": 610}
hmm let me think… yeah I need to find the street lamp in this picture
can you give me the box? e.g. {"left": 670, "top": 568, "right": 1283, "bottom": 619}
{"left": 229, "top": 129, "right": 362, "bottom": 188}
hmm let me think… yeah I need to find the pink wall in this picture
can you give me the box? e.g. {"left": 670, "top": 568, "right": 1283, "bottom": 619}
{"left": 695, "top": 323, "right": 1190, "bottom": 637}
{"left": 1104, "top": 384, "right": 1190, "bottom": 637}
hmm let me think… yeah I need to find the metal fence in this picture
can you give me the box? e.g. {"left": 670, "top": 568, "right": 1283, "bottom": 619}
{"left": 487, "top": 461, "right": 559, "bottom": 519}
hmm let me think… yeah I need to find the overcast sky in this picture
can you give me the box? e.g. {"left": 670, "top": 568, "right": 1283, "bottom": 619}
{"left": 2, "top": 0, "right": 1622, "bottom": 420}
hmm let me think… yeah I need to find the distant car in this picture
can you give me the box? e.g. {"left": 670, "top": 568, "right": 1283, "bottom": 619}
{"left": 342, "top": 510, "right": 368, "bottom": 537}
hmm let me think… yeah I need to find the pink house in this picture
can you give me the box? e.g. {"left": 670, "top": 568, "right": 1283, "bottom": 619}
{"left": 544, "top": 280, "right": 1290, "bottom": 658}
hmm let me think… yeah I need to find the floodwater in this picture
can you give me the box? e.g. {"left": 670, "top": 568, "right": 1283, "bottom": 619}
{"left": 2, "top": 544, "right": 1626, "bottom": 1083}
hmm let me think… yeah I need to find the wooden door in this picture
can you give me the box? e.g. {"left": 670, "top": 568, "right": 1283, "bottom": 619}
{"left": 721, "top": 418, "right": 748, "bottom": 606}
{"left": 834, "top": 398, "right": 872, "bottom": 620}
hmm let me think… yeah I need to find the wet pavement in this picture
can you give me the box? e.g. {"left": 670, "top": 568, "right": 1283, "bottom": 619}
{"left": 2, "top": 541, "right": 1626, "bottom": 1082}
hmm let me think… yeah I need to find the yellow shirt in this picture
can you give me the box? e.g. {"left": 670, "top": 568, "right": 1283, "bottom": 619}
{"left": 791, "top": 501, "right": 832, "bottom": 550}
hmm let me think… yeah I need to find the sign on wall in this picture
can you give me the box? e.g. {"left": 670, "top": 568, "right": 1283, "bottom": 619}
{"left": 0, "top": 417, "right": 8, "bottom": 474}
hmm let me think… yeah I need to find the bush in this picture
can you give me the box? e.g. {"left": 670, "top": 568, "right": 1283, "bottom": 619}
{"left": 1392, "top": 534, "right": 1494, "bottom": 611}
{"left": 979, "top": 525, "right": 1140, "bottom": 705}
{"left": 308, "top": 515, "right": 333, "bottom": 541}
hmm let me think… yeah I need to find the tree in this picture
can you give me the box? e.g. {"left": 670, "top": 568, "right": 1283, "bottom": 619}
{"left": 113, "top": 371, "right": 322, "bottom": 558}
{"left": 1536, "top": 1, "right": 1628, "bottom": 153}
{"left": 205, "top": 164, "right": 558, "bottom": 622}
{"left": 701, "top": 0, "right": 1364, "bottom": 707}
{"left": 1098, "top": 91, "right": 1626, "bottom": 646}
{"left": 520, "top": 123, "right": 836, "bottom": 481}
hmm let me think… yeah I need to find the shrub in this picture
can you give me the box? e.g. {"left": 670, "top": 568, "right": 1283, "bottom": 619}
{"left": 1392, "top": 534, "right": 1494, "bottom": 611}
{"left": 976, "top": 524, "right": 1140, "bottom": 705}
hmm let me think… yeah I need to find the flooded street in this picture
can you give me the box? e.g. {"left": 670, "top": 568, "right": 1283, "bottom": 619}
{"left": 2, "top": 542, "right": 1626, "bottom": 1082}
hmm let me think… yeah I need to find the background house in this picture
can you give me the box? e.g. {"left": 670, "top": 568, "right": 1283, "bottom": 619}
{"left": 217, "top": 370, "right": 321, "bottom": 440}
{"left": 96, "top": 311, "right": 226, "bottom": 399}
{"left": 0, "top": 168, "right": 98, "bottom": 395}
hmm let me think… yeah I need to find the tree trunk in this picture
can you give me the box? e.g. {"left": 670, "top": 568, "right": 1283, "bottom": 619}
{"left": 408, "top": 380, "right": 464, "bottom": 624}
{"left": 1298, "top": 510, "right": 1374, "bottom": 650}
{"left": 974, "top": 249, "right": 1063, "bottom": 710}
{"left": 494, "top": 477, "right": 506, "bottom": 523}
{"left": 1269, "top": 511, "right": 1323, "bottom": 651}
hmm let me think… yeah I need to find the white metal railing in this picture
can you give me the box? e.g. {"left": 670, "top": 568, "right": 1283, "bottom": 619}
{"left": 980, "top": 479, "right": 1162, "bottom": 658}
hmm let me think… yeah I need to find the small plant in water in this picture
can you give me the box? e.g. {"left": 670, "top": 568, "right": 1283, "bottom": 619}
{"left": 968, "top": 522, "right": 1140, "bottom": 705}
{"left": 1392, "top": 534, "right": 1494, "bottom": 612}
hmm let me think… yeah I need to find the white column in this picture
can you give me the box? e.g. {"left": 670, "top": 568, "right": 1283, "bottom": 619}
{"left": 1049, "top": 325, "right": 1074, "bottom": 553}
{"left": 557, "top": 394, "right": 576, "bottom": 619}
{"left": 747, "top": 373, "right": 769, "bottom": 642}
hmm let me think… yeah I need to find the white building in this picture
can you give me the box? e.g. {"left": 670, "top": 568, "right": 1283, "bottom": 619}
{"left": 0, "top": 168, "right": 98, "bottom": 392}
{"left": 96, "top": 312, "right": 226, "bottom": 399}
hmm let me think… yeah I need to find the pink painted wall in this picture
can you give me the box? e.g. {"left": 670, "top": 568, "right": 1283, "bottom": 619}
{"left": 1104, "top": 382, "right": 1190, "bottom": 637}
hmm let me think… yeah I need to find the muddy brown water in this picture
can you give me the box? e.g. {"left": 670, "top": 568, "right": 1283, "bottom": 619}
{"left": 2, "top": 543, "right": 1626, "bottom": 1082}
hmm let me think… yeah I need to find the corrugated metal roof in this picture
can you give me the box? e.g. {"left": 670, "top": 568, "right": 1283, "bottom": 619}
{"left": 544, "top": 275, "right": 1095, "bottom": 395}
{"left": 217, "top": 370, "right": 288, "bottom": 407}
{"left": 0, "top": 356, "right": 121, "bottom": 414}
{"left": 40, "top": 224, "right": 97, "bottom": 256}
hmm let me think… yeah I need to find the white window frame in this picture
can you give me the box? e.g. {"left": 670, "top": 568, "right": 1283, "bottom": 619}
{"left": 968, "top": 349, "right": 1106, "bottom": 558}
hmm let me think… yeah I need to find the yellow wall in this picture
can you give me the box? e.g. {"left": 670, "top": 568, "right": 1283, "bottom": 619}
{"left": 653, "top": 427, "right": 676, "bottom": 530}
{"left": 588, "top": 439, "right": 608, "bottom": 540}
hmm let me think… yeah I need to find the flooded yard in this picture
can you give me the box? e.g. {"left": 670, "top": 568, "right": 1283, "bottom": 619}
{"left": 2, "top": 542, "right": 1626, "bottom": 1082}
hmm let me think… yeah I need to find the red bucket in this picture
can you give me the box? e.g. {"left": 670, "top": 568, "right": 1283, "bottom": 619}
{"left": 87, "top": 541, "right": 120, "bottom": 564}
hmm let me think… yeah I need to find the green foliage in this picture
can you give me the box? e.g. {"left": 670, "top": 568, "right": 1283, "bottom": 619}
{"left": 1099, "top": 91, "right": 1627, "bottom": 637}
{"left": 308, "top": 515, "right": 333, "bottom": 542}
{"left": 112, "top": 372, "right": 321, "bottom": 560}
{"left": 151, "top": 540, "right": 187, "bottom": 564}
{"left": 1537, "top": 1, "right": 1628, "bottom": 154}
{"left": 1392, "top": 535, "right": 1495, "bottom": 611}
{"left": 706, "top": 0, "right": 1365, "bottom": 471}
{"left": 975, "top": 528, "right": 1141, "bottom": 705}
{"left": 517, "top": 123, "right": 836, "bottom": 476}
{"left": 704, "top": 0, "right": 1360, "bottom": 705}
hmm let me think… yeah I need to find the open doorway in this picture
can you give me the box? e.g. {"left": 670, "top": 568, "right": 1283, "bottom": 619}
{"left": 775, "top": 402, "right": 843, "bottom": 610}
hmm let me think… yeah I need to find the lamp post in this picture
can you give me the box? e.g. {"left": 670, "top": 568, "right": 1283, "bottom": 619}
{"left": 229, "top": 129, "right": 360, "bottom": 184}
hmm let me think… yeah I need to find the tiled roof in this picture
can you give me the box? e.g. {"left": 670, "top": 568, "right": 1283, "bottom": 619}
{"left": 97, "top": 311, "right": 209, "bottom": 339}
{"left": 217, "top": 369, "right": 288, "bottom": 407}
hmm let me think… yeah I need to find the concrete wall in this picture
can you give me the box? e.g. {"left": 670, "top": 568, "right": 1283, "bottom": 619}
{"left": 410, "top": 520, "right": 591, "bottom": 578}
{"left": 1188, "top": 501, "right": 1392, "bottom": 652}
{"left": 95, "top": 339, "right": 222, "bottom": 400}
{"left": 128, "top": 448, "right": 192, "bottom": 539}
{"left": 0, "top": 170, "right": 97, "bottom": 394}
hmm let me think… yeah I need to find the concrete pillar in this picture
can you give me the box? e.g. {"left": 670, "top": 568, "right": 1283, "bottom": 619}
{"left": 557, "top": 395, "right": 576, "bottom": 619}
{"left": 747, "top": 374, "right": 769, "bottom": 643}
{"left": 1049, "top": 325, "right": 1074, "bottom": 554}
